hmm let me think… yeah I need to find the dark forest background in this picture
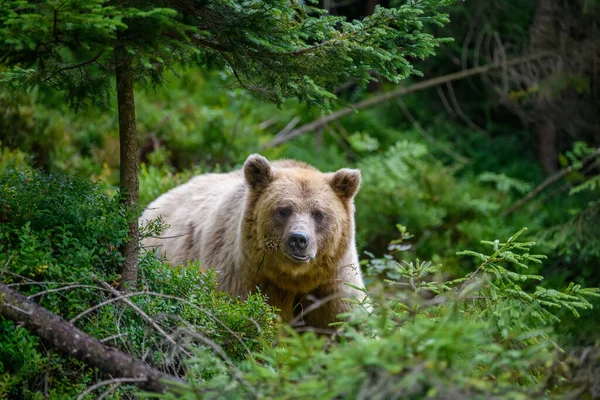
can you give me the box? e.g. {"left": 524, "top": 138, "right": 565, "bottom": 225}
{"left": 1, "top": 0, "right": 599, "bottom": 398}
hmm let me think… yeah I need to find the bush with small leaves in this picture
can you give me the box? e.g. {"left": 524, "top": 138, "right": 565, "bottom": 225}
{"left": 0, "top": 167, "right": 278, "bottom": 399}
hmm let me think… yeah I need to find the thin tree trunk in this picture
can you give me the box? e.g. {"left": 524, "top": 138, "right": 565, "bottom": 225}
{"left": 0, "top": 283, "right": 181, "bottom": 394}
{"left": 536, "top": 118, "right": 558, "bottom": 175}
{"left": 115, "top": 44, "right": 139, "bottom": 288}
{"left": 530, "top": 0, "right": 559, "bottom": 174}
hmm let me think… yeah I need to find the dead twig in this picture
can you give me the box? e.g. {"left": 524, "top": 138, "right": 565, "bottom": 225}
{"left": 100, "top": 332, "right": 129, "bottom": 343}
{"left": 289, "top": 292, "right": 346, "bottom": 328}
{"left": 76, "top": 377, "right": 146, "bottom": 400}
{"left": 184, "top": 329, "right": 259, "bottom": 397}
{"left": 258, "top": 118, "right": 276, "bottom": 130}
{"left": 323, "top": 124, "right": 359, "bottom": 161}
{"left": 70, "top": 291, "right": 145, "bottom": 324}
{"left": 71, "top": 284, "right": 256, "bottom": 361}
{"left": 1, "top": 255, "right": 13, "bottom": 278}
{"left": 99, "top": 282, "right": 192, "bottom": 357}
{"left": 96, "top": 382, "right": 123, "bottom": 400}
{"left": 28, "top": 284, "right": 110, "bottom": 299}
{"left": 502, "top": 147, "right": 600, "bottom": 217}
{"left": 395, "top": 98, "right": 469, "bottom": 164}
{"left": 436, "top": 85, "right": 456, "bottom": 116}
{"left": 146, "top": 233, "right": 187, "bottom": 240}
{"left": 445, "top": 82, "right": 485, "bottom": 133}
{"left": 272, "top": 116, "right": 301, "bottom": 141}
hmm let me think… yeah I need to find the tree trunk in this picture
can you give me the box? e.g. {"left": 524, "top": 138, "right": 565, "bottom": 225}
{"left": 115, "top": 45, "right": 139, "bottom": 288}
{"left": 536, "top": 118, "right": 558, "bottom": 175}
{"left": 529, "top": 0, "right": 559, "bottom": 175}
{"left": 0, "top": 283, "right": 181, "bottom": 394}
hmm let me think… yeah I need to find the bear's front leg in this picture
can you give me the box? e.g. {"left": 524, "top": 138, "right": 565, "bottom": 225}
{"left": 295, "top": 286, "right": 357, "bottom": 330}
{"left": 299, "top": 263, "right": 367, "bottom": 330}
{"left": 258, "top": 282, "right": 295, "bottom": 324}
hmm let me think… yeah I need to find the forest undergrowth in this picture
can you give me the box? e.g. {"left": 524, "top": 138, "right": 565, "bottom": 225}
{"left": 1, "top": 162, "right": 599, "bottom": 399}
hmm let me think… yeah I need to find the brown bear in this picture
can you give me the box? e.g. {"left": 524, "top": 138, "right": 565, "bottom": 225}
{"left": 140, "top": 154, "right": 366, "bottom": 329}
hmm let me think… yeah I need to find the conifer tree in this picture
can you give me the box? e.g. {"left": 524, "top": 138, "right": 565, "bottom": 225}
{"left": 0, "top": 0, "right": 453, "bottom": 286}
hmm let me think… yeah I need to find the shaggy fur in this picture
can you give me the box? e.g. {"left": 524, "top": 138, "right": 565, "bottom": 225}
{"left": 140, "top": 154, "right": 366, "bottom": 328}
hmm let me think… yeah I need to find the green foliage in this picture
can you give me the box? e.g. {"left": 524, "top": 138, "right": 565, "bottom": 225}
{"left": 0, "top": 0, "right": 454, "bottom": 109}
{"left": 133, "top": 69, "right": 288, "bottom": 171}
{"left": 0, "top": 143, "right": 31, "bottom": 171}
{"left": 164, "top": 230, "right": 598, "bottom": 399}
{"left": 0, "top": 87, "right": 119, "bottom": 181}
{"left": 4, "top": 59, "right": 597, "bottom": 340}
{"left": 455, "top": 228, "right": 598, "bottom": 329}
{"left": 0, "top": 167, "right": 127, "bottom": 276}
{"left": 569, "top": 175, "right": 600, "bottom": 195}
{"left": 0, "top": 167, "right": 277, "bottom": 399}
{"left": 202, "top": 0, "right": 455, "bottom": 106}
{"left": 538, "top": 144, "right": 600, "bottom": 269}
{"left": 139, "top": 163, "right": 205, "bottom": 208}
{"left": 477, "top": 172, "right": 533, "bottom": 195}
{"left": 354, "top": 140, "right": 509, "bottom": 271}
{"left": 1, "top": 0, "right": 599, "bottom": 396}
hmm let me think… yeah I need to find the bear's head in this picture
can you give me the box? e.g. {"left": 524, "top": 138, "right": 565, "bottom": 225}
{"left": 242, "top": 154, "right": 360, "bottom": 290}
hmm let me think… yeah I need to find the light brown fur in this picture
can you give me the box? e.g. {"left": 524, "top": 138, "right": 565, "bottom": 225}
{"left": 140, "top": 154, "right": 366, "bottom": 329}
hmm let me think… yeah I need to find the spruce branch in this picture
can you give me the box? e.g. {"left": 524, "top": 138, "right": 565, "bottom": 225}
{"left": 42, "top": 50, "right": 106, "bottom": 84}
{"left": 187, "top": 34, "right": 229, "bottom": 52}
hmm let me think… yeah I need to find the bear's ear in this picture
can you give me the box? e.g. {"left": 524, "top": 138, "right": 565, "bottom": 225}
{"left": 244, "top": 154, "right": 273, "bottom": 190}
{"left": 330, "top": 168, "right": 361, "bottom": 200}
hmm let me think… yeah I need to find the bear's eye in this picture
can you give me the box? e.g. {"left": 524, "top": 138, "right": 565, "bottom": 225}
{"left": 313, "top": 210, "right": 325, "bottom": 223}
{"left": 278, "top": 207, "right": 292, "bottom": 218}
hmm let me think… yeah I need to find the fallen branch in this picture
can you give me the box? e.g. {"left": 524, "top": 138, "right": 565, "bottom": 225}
{"left": 0, "top": 283, "right": 182, "bottom": 394}
{"left": 272, "top": 116, "right": 300, "bottom": 141}
{"left": 502, "top": 148, "right": 600, "bottom": 217}
{"left": 99, "top": 281, "right": 192, "bottom": 357}
{"left": 262, "top": 52, "right": 553, "bottom": 149}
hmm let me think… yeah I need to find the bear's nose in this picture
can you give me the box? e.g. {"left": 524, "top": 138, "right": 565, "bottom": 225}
{"left": 288, "top": 232, "right": 309, "bottom": 251}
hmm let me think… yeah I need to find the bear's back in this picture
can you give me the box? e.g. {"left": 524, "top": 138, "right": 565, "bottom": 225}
{"left": 140, "top": 169, "right": 247, "bottom": 265}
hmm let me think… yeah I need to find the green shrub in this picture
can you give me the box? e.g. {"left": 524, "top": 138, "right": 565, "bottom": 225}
{"left": 0, "top": 143, "right": 31, "bottom": 171}
{"left": 165, "top": 229, "right": 598, "bottom": 399}
{"left": 354, "top": 140, "right": 516, "bottom": 271}
{"left": 139, "top": 163, "right": 206, "bottom": 208}
{"left": 0, "top": 167, "right": 278, "bottom": 399}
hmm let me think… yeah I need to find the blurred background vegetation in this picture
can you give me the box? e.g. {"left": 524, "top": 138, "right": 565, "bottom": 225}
{"left": 1, "top": 0, "right": 599, "bottom": 398}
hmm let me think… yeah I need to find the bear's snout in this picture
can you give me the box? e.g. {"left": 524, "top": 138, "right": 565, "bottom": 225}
{"left": 287, "top": 232, "right": 309, "bottom": 252}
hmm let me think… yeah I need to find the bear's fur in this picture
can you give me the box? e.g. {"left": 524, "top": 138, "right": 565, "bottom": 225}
{"left": 140, "top": 154, "right": 366, "bottom": 329}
